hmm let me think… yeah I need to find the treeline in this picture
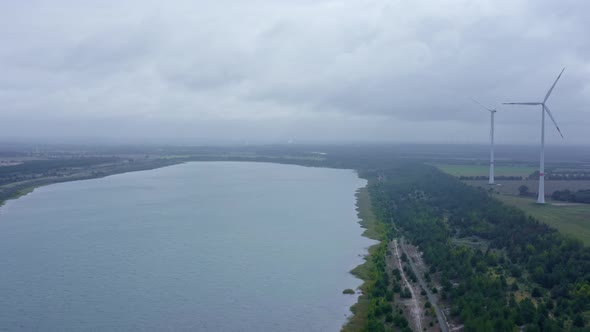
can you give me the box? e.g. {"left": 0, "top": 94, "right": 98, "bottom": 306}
{"left": 459, "top": 175, "right": 523, "bottom": 180}
{"left": 0, "top": 157, "right": 179, "bottom": 206}
{"left": 0, "top": 157, "right": 120, "bottom": 178}
{"left": 529, "top": 170, "right": 590, "bottom": 180}
{"left": 552, "top": 190, "right": 590, "bottom": 204}
{"left": 364, "top": 163, "right": 590, "bottom": 331}
{"left": 360, "top": 241, "right": 413, "bottom": 332}
{"left": 0, "top": 157, "right": 123, "bottom": 186}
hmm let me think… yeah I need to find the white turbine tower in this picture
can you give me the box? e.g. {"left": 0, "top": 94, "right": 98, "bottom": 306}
{"left": 504, "top": 68, "right": 565, "bottom": 204}
{"left": 471, "top": 99, "right": 497, "bottom": 185}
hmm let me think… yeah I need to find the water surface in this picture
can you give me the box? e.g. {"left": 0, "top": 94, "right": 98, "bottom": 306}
{"left": 0, "top": 162, "right": 373, "bottom": 331}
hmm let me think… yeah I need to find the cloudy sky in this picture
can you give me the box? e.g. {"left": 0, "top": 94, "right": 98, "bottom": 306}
{"left": 1, "top": 0, "right": 589, "bottom": 145}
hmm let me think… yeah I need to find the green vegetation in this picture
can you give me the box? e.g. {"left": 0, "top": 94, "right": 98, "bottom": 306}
{"left": 345, "top": 162, "right": 590, "bottom": 331}
{"left": 345, "top": 183, "right": 412, "bottom": 332}
{"left": 0, "top": 185, "right": 36, "bottom": 208}
{"left": 0, "top": 157, "right": 183, "bottom": 207}
{"left": 465, "top": 179, "right": 590, "bottom": 196}
{"left": 553, "top": 189, "right": 590, "bottom": 204}
{"left": 356, "top": 188, "right": 387, "bottom": 240}
{"left": 458, "top": 173, "right": 590, "bottom": 247}
{"left": 343, "top": 186, "right": 388, "bottom": 332}
{"left": 435, "top": 164, "right": 536, "bottom": 177}
{"left": 343, "top": 289, "right": 356, "bottom": 295}
{"left": 519, "top": 185, "right": 530, "bottom": 196}
{"left": 0, "top": 157, "right": 119, "bottom": 184}
{"left": 496, "top": 195, "right": 590, "bottom": 246}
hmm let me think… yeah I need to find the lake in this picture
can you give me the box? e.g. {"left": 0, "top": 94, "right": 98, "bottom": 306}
{"left": 0, "top": 162, "right": 374, "bottom": 331}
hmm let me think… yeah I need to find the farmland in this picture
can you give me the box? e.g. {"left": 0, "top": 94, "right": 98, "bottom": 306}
{"left": 434, "top": 164, "right": 536, "bottom": 177}
{"left": 463, "top": 179, "right": 590, "bottom": 196}
{"left": 495, "top": 194, "right": 590, "bottom": 246}
{"left": 436, "top": 162, "right": 590, "bottom": 246}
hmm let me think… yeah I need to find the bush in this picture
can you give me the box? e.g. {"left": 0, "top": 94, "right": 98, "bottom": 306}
{"left": 401, "top": 287, "right": 412, "bottom": 298}
{"left": 510, "top": 265, "right": 522, "bottom": 278}
{"left": 573, "top": 314, "right": 585, "bottom": 327}
{"left": 385, "top": 290, "right": 393, "bottom": 301}
{"left": 385, "top": 312, "right": 394, "bottom": 323}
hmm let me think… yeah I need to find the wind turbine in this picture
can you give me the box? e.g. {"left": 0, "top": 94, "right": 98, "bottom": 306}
{"left": 471, "top": 99, "right": 497, "bottom": 185}
{"left": 503, "top": 68, "right": 565, "bottom": 204}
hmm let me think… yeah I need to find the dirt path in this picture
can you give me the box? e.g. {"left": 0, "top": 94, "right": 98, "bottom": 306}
{"left": 400, "top": 238, "right": 449, "bottom": 332}
{"left": 392, "top": 239, "right": 422, "bottom": 332}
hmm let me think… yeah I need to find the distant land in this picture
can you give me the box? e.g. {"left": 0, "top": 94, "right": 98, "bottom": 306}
{"left": 1, "top": 142, "right": 590, "bottom": 331}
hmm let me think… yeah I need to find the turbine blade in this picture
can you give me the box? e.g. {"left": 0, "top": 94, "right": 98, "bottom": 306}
{"left": 543, "top": 104, "right": 564, "bottom": 138}
{"left": 470, "top": 98, "right": 493, "bottom": 111}
{"left": 543, "top": 67, "right": 565, "bottom": 103}
{"left": 503, "top": 102, "right": 542, "bottom": 105}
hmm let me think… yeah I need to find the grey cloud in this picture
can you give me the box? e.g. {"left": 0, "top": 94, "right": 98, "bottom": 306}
{"left": 0, "top": 0, "right": 589, "bottom": 144}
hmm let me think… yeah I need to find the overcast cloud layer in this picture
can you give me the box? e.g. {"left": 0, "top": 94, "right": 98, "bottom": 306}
{"left": 1, "top": 0, "right": 589, "bottom": 144}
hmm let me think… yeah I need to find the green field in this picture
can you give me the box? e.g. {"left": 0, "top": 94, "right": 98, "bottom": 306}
{"left": 440, "top": 163, "right": 590, "bottom": 245}
{"left": 435, "top": 164, "right": 536, "bottom": 177}
{"left": 463, "top": 179, "right": 590, "bottom": 196}
{"left": 496, "top": 195, "right": 590, "bottom": 246}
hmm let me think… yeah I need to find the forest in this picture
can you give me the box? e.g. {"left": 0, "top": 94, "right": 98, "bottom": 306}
{"left": 0, "top": 157, "right": 119, "bottom": 185}
{"left": 358, "top": 162, "right": 590, "bottom": 331}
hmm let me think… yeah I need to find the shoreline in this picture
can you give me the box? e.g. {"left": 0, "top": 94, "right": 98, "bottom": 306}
{"left": 0, "top": 157, "right": 329, "bottom": 208}
{"left": 342, "top": 185, "right": 385, "bottom": 332}
{"left": 0, "top": 158, "right": 186, "bottom": 208}
{"left": 0, "top": 158, "right": 346, "bottom": 209}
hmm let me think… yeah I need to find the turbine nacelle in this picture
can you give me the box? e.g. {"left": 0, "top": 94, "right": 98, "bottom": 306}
{"left": 471, "top": 98, "right": 497, "bottom": 113}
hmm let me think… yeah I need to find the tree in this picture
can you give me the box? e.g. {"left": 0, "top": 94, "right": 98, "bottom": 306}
{"left": 519, "top": 298, "right": 537, "bottom": 324}
{"left": 573, "top": 314, "right": 585, "bottom": 327}
{"left": 401, "top": 287, "right": 412, "bottom": 298}
{"left": 519, "top": 185, "right": 530, "bottom": 196}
